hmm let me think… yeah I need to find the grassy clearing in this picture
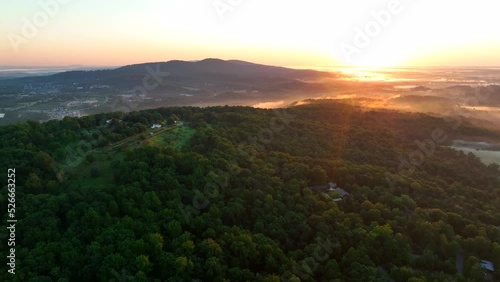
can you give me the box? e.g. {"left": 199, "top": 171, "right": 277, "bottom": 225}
{"left": 149, "top": 125, "right": 195, "bottom": 151}
{"left": 66, "top": 151, "right": 124, "bottom": 190}
{"left": 66, "top": 124, "right": 195, "bottom": 190}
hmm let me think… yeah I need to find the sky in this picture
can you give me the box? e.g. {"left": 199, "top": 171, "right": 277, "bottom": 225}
{"left": 1, "top": 0, "right": 500, "bottom": 68}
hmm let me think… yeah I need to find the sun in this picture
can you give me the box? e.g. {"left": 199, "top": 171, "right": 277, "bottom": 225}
{"left": 329, "top": 52, "right": 403, "bottom": 81}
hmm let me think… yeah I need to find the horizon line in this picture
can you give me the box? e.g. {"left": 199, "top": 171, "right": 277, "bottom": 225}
{"left": 2, "top": 59, "right": 500, "bottom": 70}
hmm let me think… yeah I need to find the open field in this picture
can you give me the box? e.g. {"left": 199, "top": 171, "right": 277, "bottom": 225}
{"left": 66, "top": 124, "right": 194, "bottom": 190}
{"left": 149, "top": 124, "right": 195, "bottom": 151}
{"left": 450, "top": 146, "right": 500, "bottom": 165}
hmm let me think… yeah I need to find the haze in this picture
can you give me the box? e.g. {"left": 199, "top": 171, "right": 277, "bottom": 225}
{"left": 1, "top": 0, "right": 500, "bottom": 68}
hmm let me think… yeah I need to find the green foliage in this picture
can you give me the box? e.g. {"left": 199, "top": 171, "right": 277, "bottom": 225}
{"left": 89, "top": 167, "right": 100, "bottom": 178}
{"left": 0, "top": 101, "right": 499, "bottom": 281}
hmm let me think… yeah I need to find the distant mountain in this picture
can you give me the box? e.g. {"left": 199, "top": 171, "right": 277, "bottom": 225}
{"left": 0, "top": 66, "right": 108, "bottom": 80}
{"left": 117, "top": 58, "right": 325, "bottom": 77}
{"left": 410, "top": 85, "right": 431, "bottom": 92}
{"left": 0, "top": 59, "right": 333, "bottom": 89}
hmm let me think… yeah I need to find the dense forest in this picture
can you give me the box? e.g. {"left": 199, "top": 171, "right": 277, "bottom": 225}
{"left": 1, "top": 100, "right": 499, "bottom": 281}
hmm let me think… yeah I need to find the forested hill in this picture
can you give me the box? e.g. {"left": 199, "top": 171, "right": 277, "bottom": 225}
{"left": 0, "top": 59, "right": 329, "bottom": 88}
{"left": 1, "top": 100, "right": 499, "bottom": 281}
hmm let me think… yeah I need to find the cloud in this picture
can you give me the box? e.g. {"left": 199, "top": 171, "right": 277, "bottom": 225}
{"left": 252, "top": 100, "right": 285, "bottom": 109}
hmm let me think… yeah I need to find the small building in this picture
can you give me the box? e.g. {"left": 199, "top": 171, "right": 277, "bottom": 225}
{"left": 151, "top": 124, "right": 162, "bottom": 129}
{"left": 312, "top": 181, "right": 349, "bottom": 202}
{"left": 335, "top": 188, "right": 349, "bottom": 198}
{"left": 0, "top": 113, "right": 5, "bottom": 118}
{"left": 480, "top": 260, "right": 495, "bottom": 272}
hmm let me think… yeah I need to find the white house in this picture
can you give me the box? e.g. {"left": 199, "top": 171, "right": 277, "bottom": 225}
{"left": 335, "top": 188, "right": 349, "bottom": 198}
{"left": 328, "top": 182, "right": 338, "bottom": 189}
{"left": 151, "top": 124, "right": 162, "bottom": 129}
{"left": 481, "top": 260, "right": 495, "bottom": 272}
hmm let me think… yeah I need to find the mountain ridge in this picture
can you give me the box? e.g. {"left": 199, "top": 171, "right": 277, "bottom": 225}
{"left": 1, "top": 58, "right": 331, "bottom": 87}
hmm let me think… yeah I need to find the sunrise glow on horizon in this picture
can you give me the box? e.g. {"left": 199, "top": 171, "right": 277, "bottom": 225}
{"left": 1, "top": 0, "right": 500, "bottom": 68}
